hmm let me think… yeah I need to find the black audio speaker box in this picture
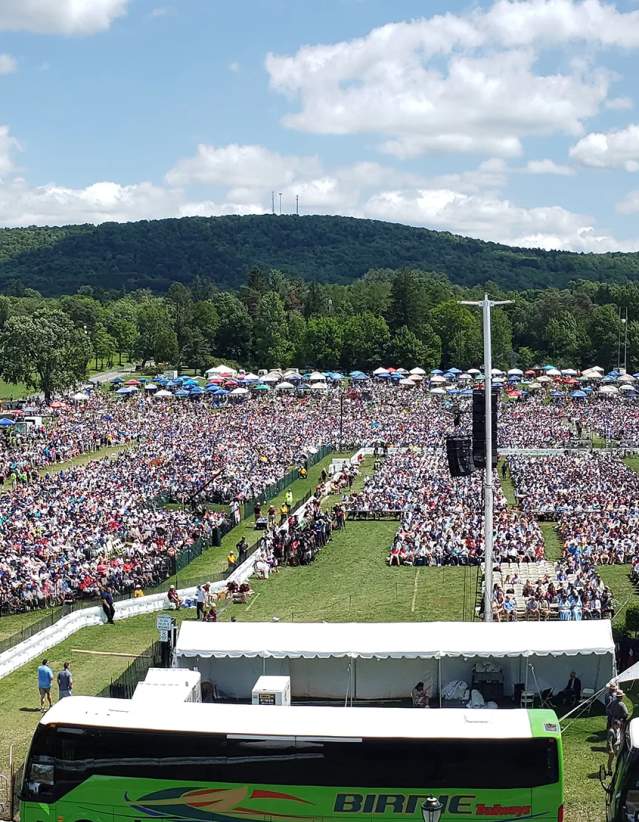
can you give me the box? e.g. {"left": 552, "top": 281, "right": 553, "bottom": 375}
{"left": 472, "top": 388, "right": 498, "bottom": 469}
{"left": 446, "top": 435, "right": 473, "bottom": 477}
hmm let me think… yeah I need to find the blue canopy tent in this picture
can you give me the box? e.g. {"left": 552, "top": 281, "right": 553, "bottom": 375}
{"left": 116, "top": 386, "right": 136, "bottom": 395}
{"left": 174, "top": 389, "right": 190, "bottom": 398}
{"left": 0, "top": 418, "right": 15, "bottom": 427}
{"left": 570, "top": 390, "right": 587, "bottom": 399}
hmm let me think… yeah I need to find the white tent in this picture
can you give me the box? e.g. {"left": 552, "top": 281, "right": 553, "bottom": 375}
{"left": 154, "top": 389, "right": 173, "bottom": 398}
{"left": 429, "top": 387, "right": 446, "bottom": 395}
{"left": 373, "top": 367, "right": 388, "bottom": 376}
{"left": 71, "top": 392, "right": 89, "bottom": 401}
{"left": 409, "top": 367, "right": 426, "bottom": 375}
{"left": 430, "top": 375, "right": 447, "bottom": 384}
{"left": 507, "top": 368, "right": 523, "bottom": 376}
{"left": 175, "top": 621, "right": 614, "bottom": 702}
{"left": 206, "top": 364, "right": 237, "bottom": 376}
{"left": 308, "top": 371, "right": 326, "bottom": 382}
{"left": 399, "top": 378, "right": 416, "bottom": 387}
{"left": 230, "top": 387, "right": 249, "bottom": 395}
{"left": 274, "top": 382, "right": 295, "bottom": 390}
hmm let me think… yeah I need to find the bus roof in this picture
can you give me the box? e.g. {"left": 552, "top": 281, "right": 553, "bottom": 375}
{"left": 39, "top": 697, "right": 556, "bottom": 740}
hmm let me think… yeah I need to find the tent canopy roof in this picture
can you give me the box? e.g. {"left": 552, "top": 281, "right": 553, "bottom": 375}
{"left": 175, "top": 620, "right": 614, "bottom": 660}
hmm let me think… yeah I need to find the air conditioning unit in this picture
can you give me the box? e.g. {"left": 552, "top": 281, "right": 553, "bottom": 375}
{"left": 251, "top": 676, "right": 291, "bottom": 706}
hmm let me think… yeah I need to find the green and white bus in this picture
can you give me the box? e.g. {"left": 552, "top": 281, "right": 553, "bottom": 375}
{"left": 21, "top": 697, "right": 564, "bottom": 822}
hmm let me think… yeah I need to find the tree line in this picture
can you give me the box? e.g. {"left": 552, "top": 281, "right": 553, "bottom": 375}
{"left": 0, "top": 269, "right": 638, "bottom": 400}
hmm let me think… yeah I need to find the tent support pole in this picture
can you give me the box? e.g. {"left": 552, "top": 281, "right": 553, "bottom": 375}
{"left": 595, "top": 654, "right": 602, "bottom": 691}
{"left": 438, "top": 658, "right": 442, "bottom": 708}
{"left": 353, "top": 658, "right": 357, "bottom": 704}
{"left": 525, "top": 658, "right": 529, "bottom": 696}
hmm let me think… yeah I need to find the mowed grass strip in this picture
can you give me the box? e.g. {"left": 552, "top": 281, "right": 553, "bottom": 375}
{"left": 219, "top": 519, "right": 479, "bottom": 623}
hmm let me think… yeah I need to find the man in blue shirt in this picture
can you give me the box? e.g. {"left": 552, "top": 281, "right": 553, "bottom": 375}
{"left": 37, "top": 659, "right": 53, "bottom": 712}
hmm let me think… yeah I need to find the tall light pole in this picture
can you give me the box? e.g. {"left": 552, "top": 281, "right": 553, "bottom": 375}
{"left": 459, "top": 294, "right": 512, "bottom": 622}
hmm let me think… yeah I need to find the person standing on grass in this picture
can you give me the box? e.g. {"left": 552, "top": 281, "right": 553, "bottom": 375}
{"left": 37, "top": 658, "right": 54, "bottom": 712}
{"left": 99, "top": 586, "right": 115, "bottom": 624}
{"left": 607, "top": 719, "right": 623, "bottom": 776}
{"left": 57, "top": 662, "right": 73, "bottom": 699}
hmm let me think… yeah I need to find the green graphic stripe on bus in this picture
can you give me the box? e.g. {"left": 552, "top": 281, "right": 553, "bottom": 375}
{"left": 127, "top": 786, "right": 313, "bottom": 820}
{"left": 118, "top": 783, "right": 554, "bottom": 822}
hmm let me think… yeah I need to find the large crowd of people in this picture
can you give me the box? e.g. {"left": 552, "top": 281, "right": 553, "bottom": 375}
{"left": 3, "top": 379, "right": 639, "bottom": 614}
{"left": 508, "top": 453, "right": 639, "bottom": 565}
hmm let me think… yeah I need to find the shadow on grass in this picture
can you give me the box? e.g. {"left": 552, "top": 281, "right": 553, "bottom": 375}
{"left": 19, "top": 707, "right": 41, "bottom": 713}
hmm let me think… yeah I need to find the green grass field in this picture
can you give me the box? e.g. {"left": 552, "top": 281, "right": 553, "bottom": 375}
{"left": 0, "top": 378, "right": 31, "bottom": 401}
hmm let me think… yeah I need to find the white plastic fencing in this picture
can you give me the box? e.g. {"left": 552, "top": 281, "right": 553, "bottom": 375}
{"left": 0, "top": 450, "right": 367, "bottom": 681}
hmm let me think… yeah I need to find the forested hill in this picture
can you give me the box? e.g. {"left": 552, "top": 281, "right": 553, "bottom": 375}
{"left": 0, "top": 214, "right": 638, "bottom": 296}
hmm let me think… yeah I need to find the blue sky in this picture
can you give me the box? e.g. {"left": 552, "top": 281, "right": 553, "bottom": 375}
{"left": 2, "top": 0, "right": 639, "bottom": 251}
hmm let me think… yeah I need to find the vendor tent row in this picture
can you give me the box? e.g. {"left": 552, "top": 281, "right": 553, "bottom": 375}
{"left": 175, "top": 621, "right": 615, "bottom": 703}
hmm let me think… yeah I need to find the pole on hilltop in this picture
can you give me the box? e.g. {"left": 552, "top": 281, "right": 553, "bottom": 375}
{"left": 459, "top": 294, "right": 512, "bottom": 622}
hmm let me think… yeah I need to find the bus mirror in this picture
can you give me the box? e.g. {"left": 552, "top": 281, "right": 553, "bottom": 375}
{"left": 599, "top": 763, "right": 612, "bottom": 793}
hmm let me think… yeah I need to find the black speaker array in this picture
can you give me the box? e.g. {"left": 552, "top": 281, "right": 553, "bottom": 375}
{"left": 446, "top": 435, "right": 473, "bottom": 477}
{"left": 472, "top": 388, "right": 498, "bottom": 469}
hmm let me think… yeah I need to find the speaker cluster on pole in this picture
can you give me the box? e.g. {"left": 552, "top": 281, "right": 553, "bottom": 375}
{"left": 445, "top": 388, "right": 498, "bottom": 477}
{"left": 445, "top": 435, "right": 473, "bottom": 477}
{"left": 471, "top": 388, "right": 498, "bottom": 470}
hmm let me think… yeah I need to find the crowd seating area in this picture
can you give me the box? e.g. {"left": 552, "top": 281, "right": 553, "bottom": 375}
{"left": 4, "top": 380, "right": 639, "bottom": 615}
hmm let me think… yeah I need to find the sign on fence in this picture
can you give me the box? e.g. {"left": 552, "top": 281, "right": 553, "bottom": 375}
{"left": 156, "top": 615, "right": 173, "bottom": 631}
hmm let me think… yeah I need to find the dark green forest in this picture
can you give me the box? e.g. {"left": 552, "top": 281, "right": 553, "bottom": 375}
{"left": 1, "top": 214, "right": 639, "bottom": 296}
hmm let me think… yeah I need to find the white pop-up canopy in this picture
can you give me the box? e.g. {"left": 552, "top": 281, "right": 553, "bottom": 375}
{"left": 176, "top": 621, "right": 615, "bottom": 702}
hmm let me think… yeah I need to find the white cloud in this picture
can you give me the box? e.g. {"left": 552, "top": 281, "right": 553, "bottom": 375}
{"left": 524, "top": 158, "right": 575, "bottom": 175}
{"left": 0, "top": 54, "right": 17, "bottom": 75}
{"left": 0, "top": 125, "right": 20, "bottom": 175}
{"left": 361, "top": 187, "right": 639, "bottom": 252}
{"left": 179, "top": 200, "right": 268, "bottom": 218}
{"left": 617, "top": 190, "right": 639, "bottom": 213}
{"left": 0, "top": 179, "right": 181, "bottom": 226}
{"left": 266, "top": 0, "right": 639, "bottom": 157}
{"left": 0, "top": 0, "right": 127, "bottom": 35}
{"left": 606, "top": 96, "right": 633, "bottom": 110}
{"left": 570, "top": 124, "right": 639, "bottom": 170}
{"left": 166, "top": 143, "right": 322, "bottom": 188}
{"left": 228, "top": 61, "right": 240, "bottom": 73}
